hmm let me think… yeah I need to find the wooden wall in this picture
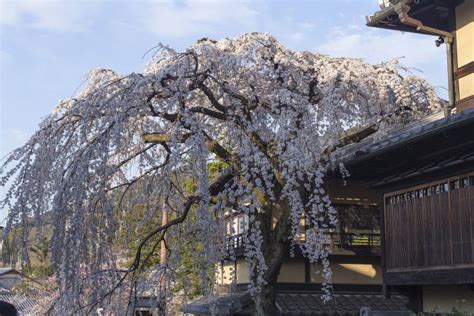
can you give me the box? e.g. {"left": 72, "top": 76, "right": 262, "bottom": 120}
{"left": 384, "top": 172, "right": 474, "bottom": 272}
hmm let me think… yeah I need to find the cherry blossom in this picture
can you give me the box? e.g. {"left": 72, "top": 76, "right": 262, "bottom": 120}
{"left": 1, "top": 33, "right": 441, "bottom": 314}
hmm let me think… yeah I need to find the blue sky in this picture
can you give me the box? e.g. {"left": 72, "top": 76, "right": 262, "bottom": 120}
{"left": 0, "top": 0, "right": 448, "bottom": 158}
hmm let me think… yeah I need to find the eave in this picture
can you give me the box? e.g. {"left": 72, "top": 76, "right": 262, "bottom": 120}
{"left": 366, "top": 0, "right": 462, "bottom": 35}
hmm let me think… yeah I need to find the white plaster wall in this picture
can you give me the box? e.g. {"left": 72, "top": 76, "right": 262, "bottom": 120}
{"left": 235, "top": 258, "right": 250, "bottom": 284}
{"left": 423, "top": 285, "right": 474, "bottom": 313}
{"left": 310, "top": 263, "right": 382, "bottom": 284}
{"left": 216, "top": 262, "right": 235, "bottom": 285}
{"left": 277, "top": 260, "right": 305, "bottom": 283}
{"left": 456, "top": 0, "right": 474, "bottom": 68}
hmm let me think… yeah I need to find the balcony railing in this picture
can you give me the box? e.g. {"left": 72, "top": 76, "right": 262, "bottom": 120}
{"left": 224, "top": 234, "right": 245, "bottom": 257}
{"left": 224, "top": 230, "right": 381, "bottom": 257}
{"left": 328, "top": 231, "right": 381, "bottom": 248}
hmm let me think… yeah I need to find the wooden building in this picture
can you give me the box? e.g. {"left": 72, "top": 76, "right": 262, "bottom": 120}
{"left": 218, "top": 183, "right": 384, "bottom": 294}
{"left": 201, "top": 180, "right": 412, "bottom": 315}
{"left": 342, "top": 108, "right": 474, "bottom": 313}
{"left": 356, "top": 0, "right": 474, "bottom": 312}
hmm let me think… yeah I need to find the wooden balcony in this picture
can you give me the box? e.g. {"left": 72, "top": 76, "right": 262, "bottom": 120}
{"left": 224, "top": 230, "right": 381, "bottom": 259}
{"left": 328, "top": 230, "right": 381, "bottom": 256}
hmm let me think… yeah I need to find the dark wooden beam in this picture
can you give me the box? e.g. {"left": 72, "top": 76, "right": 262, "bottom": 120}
{"left": 379, "top": 192, "right": 390, "bottom": 299}
{"left": 456, "top": 95, "right": 474, "bottom": 112}
{"left": 236, "top": 283, "right": 383, "bottom": 293}
{"left": 385, "top": 267, "right": 474, "bottom": 285}
{"left": 392, "top": 285, "right": 424, "bottom": 313}
{"left": 454, "top": 61, "right": 474, "bottom": 80}
{"left": 304, "top": 258, "right": 310, "bottom": 283}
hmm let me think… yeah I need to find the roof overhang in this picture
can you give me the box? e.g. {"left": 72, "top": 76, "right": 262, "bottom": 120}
{"left": 366, "top": 0, "right": 462, "bottom": 35}
{"left": 339, "top": 108, "right": 474, "bottom": 188}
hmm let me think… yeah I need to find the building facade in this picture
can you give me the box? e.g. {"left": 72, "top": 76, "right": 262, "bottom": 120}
{"left": 218, "top": 181, "right": 383, "bottom": 294}
{"left": 361, "top": 1, "right": 474, "bottom": 312}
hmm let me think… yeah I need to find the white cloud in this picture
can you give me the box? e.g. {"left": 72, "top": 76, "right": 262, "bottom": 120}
{"left": 143, "top": 0, "right": 259, "bottom": 37}
{"left": 0, "top": 0, "right": 99, "bottom": 31}
{"left": 290, "top": 32, "right": 304, "bottom": 42}
{"left": 316, "top": 26, "right": 444, "bottom": 67}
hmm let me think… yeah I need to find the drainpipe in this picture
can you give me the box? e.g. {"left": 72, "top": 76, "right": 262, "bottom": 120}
{"left": 444, "top": 38, "right": 455, "bottom": 117}
{"left": 394, "top": 2, "right": 455, "bottom": 117}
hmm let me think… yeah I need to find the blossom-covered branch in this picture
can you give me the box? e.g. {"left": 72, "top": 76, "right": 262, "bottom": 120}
{"left": 0, "top": 33, "right": 441, "bottom": 314}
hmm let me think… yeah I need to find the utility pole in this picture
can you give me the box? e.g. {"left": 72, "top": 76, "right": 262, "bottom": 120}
{"left": 158, "top": 202, "right": 167, "bottom": 315}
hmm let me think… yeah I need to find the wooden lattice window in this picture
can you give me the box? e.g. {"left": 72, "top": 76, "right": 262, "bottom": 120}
{"left": 384, "top": 173, "right": 474, "bottom": 272}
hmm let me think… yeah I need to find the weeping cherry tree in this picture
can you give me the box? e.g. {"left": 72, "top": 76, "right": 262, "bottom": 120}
{"left": 0, "top": 33, "right": 442, "bottom": 314}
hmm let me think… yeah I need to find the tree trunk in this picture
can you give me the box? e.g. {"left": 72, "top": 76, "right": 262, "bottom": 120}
{"left": 249, "top": 192, "right": 291, "bottom": 315}
{"left": 253, "top": 283, "right": 278, "bottom": 315}
{"left": 251, "top": 206, "right": 288, "bottom": 316}
{"left": 251, "top": 238, "right": 287, "bottom": 316}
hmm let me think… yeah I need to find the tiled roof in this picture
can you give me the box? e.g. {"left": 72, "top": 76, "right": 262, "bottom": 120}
{"left": 338, "top": 108, "right": 474, "bottom": 164}
{"left": 0, "top": 267, "right": 19, "bottom": 276}
{"left": 181, "top": 292, "right": 410, "bottom": 315}
{"left": 277, "top": 293, "right": 409, "bottom": 315}
{"left": 0, "top": 292, "right": 53, "bottom": 315}
{"left": 181, "top": 292, "right": 253, "bottom": 315}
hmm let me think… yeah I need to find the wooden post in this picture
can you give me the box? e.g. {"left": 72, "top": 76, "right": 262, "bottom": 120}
{"left": 158, "top": 202, "right": 167, "bottom": 315}
{"left": 160, "top": 203, "right": 168, "bottom": 267}
{"left": 379, "top": 191, "right": 390, "bottom": 299}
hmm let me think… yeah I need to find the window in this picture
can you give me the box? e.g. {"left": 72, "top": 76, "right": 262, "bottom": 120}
{"left": 135, "top": 309, "right": 152, "bottom": 316}
{"left": 225, "top": 213, "right": 249, "bottom": 236}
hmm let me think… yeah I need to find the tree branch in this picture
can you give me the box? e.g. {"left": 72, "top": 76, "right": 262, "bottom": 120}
{"left": 197, "top": 81, "right": 227, "bottom": 113}
{"left": 130, "top": 167, "right": 234, "bottom": 271}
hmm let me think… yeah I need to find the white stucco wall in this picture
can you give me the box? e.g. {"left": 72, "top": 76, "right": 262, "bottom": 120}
{"left": 423, "top": 285, "right": 474, "bottom": 313}
{"left": 310, "top": 263, "right": 382, "bottom": 284}
{"left": 217, "top": 258, "right": 382, "bottom": 285}
{"left": 277, "top": 260, "right": 305, "bottom": 283}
